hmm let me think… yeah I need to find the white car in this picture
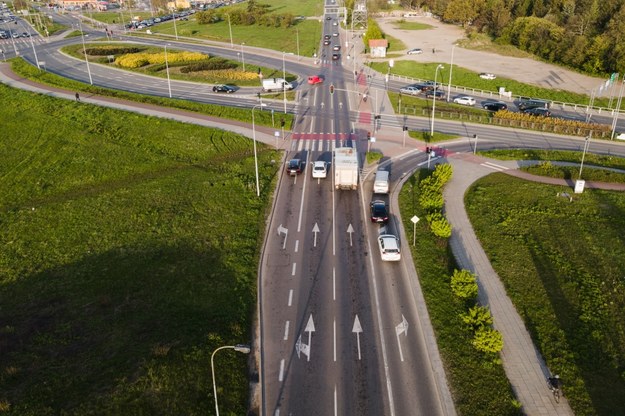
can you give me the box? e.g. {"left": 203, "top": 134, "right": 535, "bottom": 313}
{"left": 479, "top": 73, "right": 496, "bottom": 80}
{"left": 378, "top": 234, "right": 401, "bottom": 261}
{"left": 407, "top": 48, "right": 423, "bottom": 55}
{"left": 312, "top": 161, "right": 328, "bottom": 178}
{"left": 453, "top": 96, "right": 476, "bottom": 106}
{"left": 399, "top": 86, "right": 421, "bottom": 96}
{"left": 616, "top": 132, "right": 625, "bottom": 141}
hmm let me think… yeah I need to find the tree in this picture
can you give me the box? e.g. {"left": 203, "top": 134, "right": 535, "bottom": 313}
{"left": 443, "top": 0, "right": 482, "bottom": 27}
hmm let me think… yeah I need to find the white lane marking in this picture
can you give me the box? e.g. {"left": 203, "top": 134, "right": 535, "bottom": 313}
{"left": 333, "top": 319, "right": 337, "bottom": 362}
{"left": 312, "top": 223, "right": 320, "bottom": 247}
{"left": 288, "top": 289, "right": 293, "bottom": 306}
{"left": 332, "top": 166, "right": 336, "bottom": 256}
{"left": 305, "top": 314, "right": 315, "bottom": 362}
{"left": 481, "top": 161, "right": 509, "bottom": 171}
{"left": 278, "top": 359, "right": 285, "bottom": 382}
{"left": 417, "top": 156, "right": 440, "bottom": 167}
{"left": 292, "top": 262, "right": 297, "bottom": 276}
{"left": 333, "top": 268, "right": 336, "bottom": 301}
{"left": 297, "top": 154, "right": 308, "bottom": 233}
{"left": 295, "top": 239, "right": 299, "bottom": 253}
{"left": 395, "top": 315, "right": 409, "bottom": 362}
{"left": 284, "top": 320, "right": 290, "bottom": 341}
{"left": 274, "top": 409, "right": 280, "bottom": 416}
{"left": 334, "top": 384, "right": 338, "bottom": 416}
{"left": 353, "top": 315, "right": 363, "bottom": 360}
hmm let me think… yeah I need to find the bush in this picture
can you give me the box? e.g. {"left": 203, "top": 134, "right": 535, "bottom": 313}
{"left": 426, "top": 212, "right": 452, "bottom": 238}
{"left": 180, "top": 59, "right": 237, "bottom": 73}
{"left": 461, "top": 305, "right": 493, "bottom": 330}
{"left": 473, "top": 328, "right": 504, "bottom": 354}
{"left": 451, "top": 269, "right": 479, "bottom": 300}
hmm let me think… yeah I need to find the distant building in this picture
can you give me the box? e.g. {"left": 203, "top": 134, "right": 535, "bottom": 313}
{"left": 368, "top": 39, "right": 388, "bottom": 58}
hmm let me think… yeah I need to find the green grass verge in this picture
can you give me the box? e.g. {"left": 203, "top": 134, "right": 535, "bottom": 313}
{"left": 391, "top": 20, "right": 434, "bottom": 30}
{"left": 398, "top": 172, "right": 522, "bottom": 416}
{"left": 0, "top": 82, "right": 278, "bottom": 415}
{"left": 479, "top": 149, "right": 625, "bottom": 170}
{"left": 9, "top": 58, "right": 294, "bottom": 129}
{"left": 464, "top": 174, "right": 625, "bottom": 415}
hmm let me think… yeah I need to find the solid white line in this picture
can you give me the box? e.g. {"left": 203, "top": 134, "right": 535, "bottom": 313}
{"left": 333, "top": 268, "right": 336, "bottom": 301}
{"left": 288, "top": 289, "right": 293, "bottom": 306}
{"left": 295, "top": 239, "right": 299, "bottom": 253}
{"left": 481, "top": 161, "right": 509, "bottom": 171}
{"left": 292, "top": 263, "right": 297, "bottom": 276}
{"left": 334, "top": 384, "right": 338, "bottom": 416}
{"left": 278, "top": 359, "right": 285, "bottom": 382}
{"left": 284, "top": 320, "right": 290, "bottom": 341}
{"left": 333, "top": 319, "right": 337, "bottom": 362}
{"left": 297, "top": 154, "right": 308, "bottom": 233}
{"left": 274, "top": 409, "right": 280, "bottom": 416}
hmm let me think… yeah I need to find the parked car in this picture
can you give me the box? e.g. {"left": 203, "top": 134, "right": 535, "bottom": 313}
{"left": 425, "top": 90, "right": 445, "bottom": 100}
{"left": 370, "top": 200, "right": 389, "bottom": 223}
{"left": 378, "top": 234, "right": 401, "bottom": 261}
{"left": 286, "top": 159, "right": 304, "bottom": 175}
{"left": 311, "top": 161, "right": 328, "bottom": 178}
{"left": 407, "top": 48, "right": 423, "bottom": 55}
{"left": 482, "top": 101, "right": 508, "bottom": 112}
{"left": 479, "top": 73, "right": 496, "bottom": 80}
{"left": 616, "top": 132, "right": 625, "bottom": 140}
{"left": 523, "top": 107, "right": 551, "bottom": 117}
{"left": 307, "top": 75, "right": 324, "bottom": 85}
{"left": 453, "top": 96, "right": 476, "bottom": 106}
{"left": 399, "top": 86, "right": 421, "bottom": 96}
{"left": 212, "top": 84, "right": 235, "bottom": 93}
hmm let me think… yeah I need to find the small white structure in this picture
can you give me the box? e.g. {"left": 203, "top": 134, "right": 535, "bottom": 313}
{"left": 368, "top": 39, "right": 388, "bottom": 58}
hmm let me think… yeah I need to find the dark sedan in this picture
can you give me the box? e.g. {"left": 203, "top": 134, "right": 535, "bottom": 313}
{"left": 370, "top": 200, "right": 389, "bottom": 223}
{"left": 286, "top": 159, "right": 304, "bottom": 175}
{"left": 213, "top": 85, "right": 236, "bottom": 93}
{"left": 482, "top": 101, "right": 508, "bottom": 112}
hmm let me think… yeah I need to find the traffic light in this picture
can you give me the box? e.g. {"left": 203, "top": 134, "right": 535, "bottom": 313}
{"left": 281, "top": 118, "right": 286, "bottom": 128}
{"left": 257, "top": 92, "right": 261, "bottom": 99}
{"left": 367, "top": 131, "right": 371, "bottom": 140}
{"left": 403, "top": 126, "right": 408, "bottom": 131}
{"left": 426, "top": 147, "right": 431, "bottom": 154}
{"left": 330, "top": 84, "right": 334, "bottom": 95}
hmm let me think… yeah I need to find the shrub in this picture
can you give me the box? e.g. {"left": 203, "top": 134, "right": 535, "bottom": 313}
{"left": 180, "top": 59, "right": 237, "bottom": 73}
{"left": 473, "top": 327, "right": 504, "bottom": 354}
{"left": 419, "top": 184, "right": 444, "bottom": 211}
{"left": 426, "top": 212, "right": 452, "bottom": 238}
{"left": 451, "top": 269, "right": 479, "bottom": 300}
{"left": 461, "top": 305, "right": 493, "bottom": 330}
{"left": 84, "top": 46, "right": 143, "bottom": 56}
{"left": 433, "top": 163, "right": 453, "bottom": 185}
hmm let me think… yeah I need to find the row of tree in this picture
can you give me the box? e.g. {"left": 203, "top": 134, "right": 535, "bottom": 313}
{"left": 382, "top": 0, "right": 625, "bottom": 76}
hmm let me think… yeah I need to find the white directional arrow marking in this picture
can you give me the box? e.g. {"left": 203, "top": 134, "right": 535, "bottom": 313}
{"left": 305, "top": 314, "right": 315, "bottom": 362}
{"left": 352, "top": 315, "right": 363, "bottom": 360}
{"left": 395, "top": 315, "right": 409, "bottom": 362}
{"left": 278, "top": 224, "right": 289, "bottom": 249}
{"left": 312, "top": 223, "right": 320, "bottom": 247}
{"left": 347, "top": 224, "right": 354, "bottom": 246}
{"left": 295, "top": 335, "right": 309, "bottom": 360}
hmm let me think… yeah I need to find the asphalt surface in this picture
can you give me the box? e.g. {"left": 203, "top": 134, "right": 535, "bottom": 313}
{"left": 4, "top": 12, "right": 625, "bottom": 416}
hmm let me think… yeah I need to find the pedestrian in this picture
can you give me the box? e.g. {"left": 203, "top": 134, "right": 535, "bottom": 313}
{"left": 75, "top": 92, "right": 80, "bottom": 102}
{"left": 432, "top": 47, "right": 436, "bottom": 54}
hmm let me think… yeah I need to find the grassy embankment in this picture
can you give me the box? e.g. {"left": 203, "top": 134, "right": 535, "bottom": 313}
{"left": 0, "top": 83, "right": 279, "bottom": 415}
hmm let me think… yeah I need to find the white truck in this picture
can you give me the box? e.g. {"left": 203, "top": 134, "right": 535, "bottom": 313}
{"left": 262, "top": 78, "right": 293, "bottom": 92}
{"left": 334, "top": 147, "right": 359, "bottom": 190}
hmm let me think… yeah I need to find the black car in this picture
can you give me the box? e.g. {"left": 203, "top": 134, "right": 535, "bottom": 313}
{"left": 213, "top": 85, "right": 235, "bottom": 93}
{"left": 517, "top": 99, "right": 550, "bottom": 111}
{"left": 332, "top": 53, "right": 340, "bottom": 61}
{"left": 523, "top": 107, "right": 551, "bottom": 117}
{"left": 286, "top": 159, "right": 303, "bottom": 175}
{"left": 425, "top": 90, "right": 445, "bottom": 100}
{"left": 370, "top": 200, "right": 389, "bottom": 223}
{"left": 482, "top": 101, "right": 508, "bottom": 112}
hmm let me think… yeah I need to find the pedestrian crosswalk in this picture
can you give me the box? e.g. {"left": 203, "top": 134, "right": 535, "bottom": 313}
{"left": 290, "top": 132, "right": 359, "bottom": 152}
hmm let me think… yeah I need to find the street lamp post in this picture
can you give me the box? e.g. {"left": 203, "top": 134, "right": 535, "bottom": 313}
{"left": 227, "top": 13, "right": 233, "bottom": 48}
{"left": 252, "top": 104, "right": 267, "bottom": 197}
{"left": 240, "top": 42, "right": 246, "bottom": 72}
{"left": 79, "top": 22, "right": 93, "bottom": 85}
{"left": 282, "top": 52, "right": 287, "bottom": 114}
{"left": 172, "top": 9, "right": 179, "bottom": 40}
{"left": 430, "top": 64, "right": 444, "bottom": 138}
{"left": 447, "top": 44, "right": 456, "bottom": 102}
{"left": 211, "top": 344, "right": 251, "bottom": 416}
{"left": 296, "top": 28, "right": 300, "bottom": 60}
{"left": 164, "top": 44, "right": 172, "bottom": 98}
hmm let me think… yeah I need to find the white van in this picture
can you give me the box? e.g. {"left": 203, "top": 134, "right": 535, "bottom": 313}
{"left": 373, "top": 170, "right": 390, "bottom": 194}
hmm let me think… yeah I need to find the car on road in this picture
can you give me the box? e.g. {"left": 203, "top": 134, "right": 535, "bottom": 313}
{"left": 523, "top": 107, "right": 551, "bottom": 117}
{"left": 425, "top": 90, "right": 445, "bottom": 100}
{"left": 323, "top": 39, "right": 331, "bottom": 45}
{"left": 399, "top": 86, "right": 422, "bottom": 95}
{"left": 453, "top": 95, "right": 476, "bottom": 106}
{"left": 308, "top": 75, "right": 324, "bottom": 85}
{"left": 332, "top": 53, "right": 340, "bottom": 60}
{"left": 479, "top": 73, "right": 496, "bottom": 80}
{"left": 332, "top": 21, "right": 338, "bottom": 26}
{"left": 616, "top": 132, "right": 625, "bottom": 140}
{"left": 407, "top": 48, "right": 423, "bottom": 55}
{"left": 378, "top": 234, "right": 401, "bottom": 261}
{"left": 212, "top": 84, "right": 235, "bottom": 93}
{"left": 326, "top": 16, "right": 332, "bottom": 20}
{"left": 311, "top": 161, "right": 328, "bottom": 178}
{"left": 517, "top": 99, "right": 550, "bottom": 111}
{"left": 482, "top": 101, "right": 508, "bottom": 112}
{"left": 332, "top": 32, "right": 339, "bottom": 37}
{"left": 332, "top": 45, "right": 341, "bottom": 51}
{"left": 323, "top": 34, "right": 331, "bottom": 40}
{"left": 370, "top": 200, "right": 389, "bottom": 223}
{"left": 286, "top": 159, "right": 304, "bottom": 175}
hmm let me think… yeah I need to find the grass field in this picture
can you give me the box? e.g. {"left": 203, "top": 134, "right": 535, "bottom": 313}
{"left": 0, "top": 83, "right": 279, "bottom": 415}
{"left": 465, "top": 175, "right": 625, "bottom": 415}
